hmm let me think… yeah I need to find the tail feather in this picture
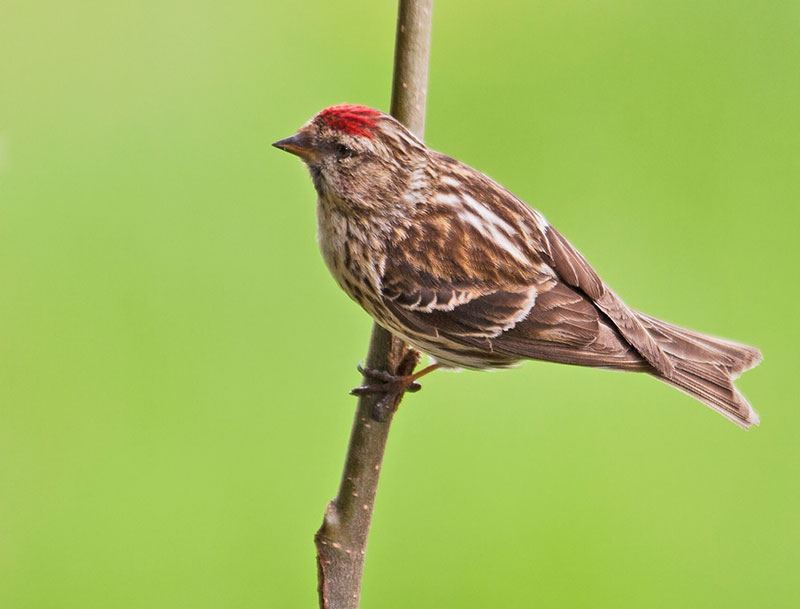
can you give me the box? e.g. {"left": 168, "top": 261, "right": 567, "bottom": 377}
{"left": 639, "top": 314, "right": 763, "bottom": 428}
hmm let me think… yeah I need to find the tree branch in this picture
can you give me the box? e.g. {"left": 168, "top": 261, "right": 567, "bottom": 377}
{"left": 314, "top": 1, "right": 434, "bottom": 608}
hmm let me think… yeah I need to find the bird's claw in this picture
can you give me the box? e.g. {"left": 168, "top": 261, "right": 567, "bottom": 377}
{"left": 349, "top": 381, "right": 422, "bottom": 396}
{"left": 350, "top": 361, "right": 424, "bottom": 421}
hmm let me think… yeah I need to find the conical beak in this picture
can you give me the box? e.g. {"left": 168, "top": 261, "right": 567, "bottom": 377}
{"left": 273, "top": 130, "right": 317, "bottom": 161}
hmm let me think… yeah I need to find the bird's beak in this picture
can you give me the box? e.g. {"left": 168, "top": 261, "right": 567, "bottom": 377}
{"left": 273, "top": 130, "right": 317, "bottom": 162}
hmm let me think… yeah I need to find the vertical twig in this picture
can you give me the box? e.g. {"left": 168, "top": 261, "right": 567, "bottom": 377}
{"left": 314, "top": 1, "right": 434, "bottom": 608}
{"left": 390, "top": 0, "right": 434, "bottom": 135}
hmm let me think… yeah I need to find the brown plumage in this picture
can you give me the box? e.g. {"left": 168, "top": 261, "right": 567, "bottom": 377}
{"left": 274, "top": 104, "right": 762, "bottom": 428}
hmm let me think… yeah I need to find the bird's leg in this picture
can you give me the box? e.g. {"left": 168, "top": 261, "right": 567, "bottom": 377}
{"left": 350, "top": 351, "right": 440, "bottom": 421}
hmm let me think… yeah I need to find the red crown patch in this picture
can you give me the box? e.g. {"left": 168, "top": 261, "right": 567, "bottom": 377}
{"left": 318, "top": 104, "right": 380, "bottom": 138}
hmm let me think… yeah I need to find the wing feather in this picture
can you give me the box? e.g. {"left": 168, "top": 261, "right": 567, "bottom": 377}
{"left": 383, "top": 255, "right": 538, "bottom": 338}
{"left": 543, "top": 227, "right": 674, "bottom": 377}
{"left": 380, "top": 243, "right": 648, "bottom": 370}
{"left": 376, "top": 157, "right": 670, "bottom": 375}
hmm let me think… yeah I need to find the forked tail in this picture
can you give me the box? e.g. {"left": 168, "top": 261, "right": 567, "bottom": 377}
{"left": 638, "top": 314, "right": 763, "bottom": 428}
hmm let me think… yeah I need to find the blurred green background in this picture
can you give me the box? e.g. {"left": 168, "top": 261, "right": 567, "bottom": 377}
{"left": 1, "top": 1, "right": 798, "bottom": 607}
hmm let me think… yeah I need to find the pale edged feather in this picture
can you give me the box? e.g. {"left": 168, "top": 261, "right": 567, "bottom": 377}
{"left": 542, "top": 226, "right": 675, "bottom": 378}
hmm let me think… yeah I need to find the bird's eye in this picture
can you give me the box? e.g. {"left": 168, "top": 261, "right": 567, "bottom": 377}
{"left": 336, "top": 143, "right": 355, "bottom": 159}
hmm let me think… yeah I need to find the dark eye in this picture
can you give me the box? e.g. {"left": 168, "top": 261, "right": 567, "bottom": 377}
{"left": 336, "top": 143, "right": 356, "bottom": 159}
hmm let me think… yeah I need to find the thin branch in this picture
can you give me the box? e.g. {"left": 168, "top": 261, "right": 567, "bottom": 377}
{"left": 390, "top": 0, "right": 434, "bottom": 136}
{"left": 314, "top": 1, "right": 434, "bottom": 608}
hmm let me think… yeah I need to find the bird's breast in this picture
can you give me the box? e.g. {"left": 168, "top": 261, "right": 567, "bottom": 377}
{"left": 316, "top": 198, "right": 385, "bottom": 316}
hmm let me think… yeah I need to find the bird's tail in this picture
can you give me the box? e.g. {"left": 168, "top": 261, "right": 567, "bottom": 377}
{"left": 638, "top": 313, "right": 763, "bottom": 428}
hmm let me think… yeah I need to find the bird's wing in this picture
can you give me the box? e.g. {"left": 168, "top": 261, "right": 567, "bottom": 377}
{"left": 381, "top": 253, "right": 541, "bottom": 339}
{"left": 377, "top": 202, "right": 648, "bottom": 370}
{"left": 377, "top": 153, "right": 669, "bottom": 373}
{"left": 380, "top": 248, "right": 646, "bottom": 370}
{"left": 540, "top": 225, "right": 674, "bottom": 377}
{"left": 426, "top": 152, "right": 672, "bottom": 375}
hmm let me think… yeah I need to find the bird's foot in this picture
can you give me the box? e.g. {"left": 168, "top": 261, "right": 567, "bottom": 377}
{"left": 350, "top": 351, "right": 439, "bottom": 421}
{"left": 351, "top": 363, "right": 422, "bottom": 422}
{"left": 351, "top": 364, "right": 424, "bottom": 394}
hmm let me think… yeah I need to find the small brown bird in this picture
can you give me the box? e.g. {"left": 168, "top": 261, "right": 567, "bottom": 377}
{"left": 274, "top": 104, "right": 762, "bottom": 428}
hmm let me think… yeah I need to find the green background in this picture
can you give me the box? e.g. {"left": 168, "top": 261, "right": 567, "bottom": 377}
{"left": 1, "top": 1, "right": 798, "bottom": 607}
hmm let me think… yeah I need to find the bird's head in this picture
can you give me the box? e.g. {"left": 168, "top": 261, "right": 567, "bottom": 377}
{"left": 274, "top": 104, "right": 427, "bottom": 213}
